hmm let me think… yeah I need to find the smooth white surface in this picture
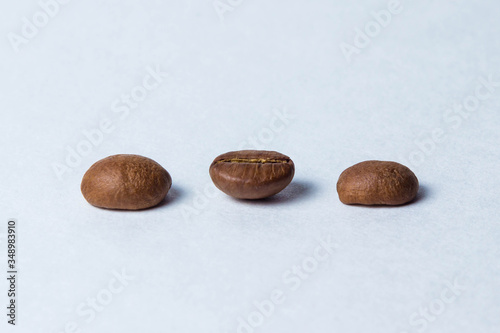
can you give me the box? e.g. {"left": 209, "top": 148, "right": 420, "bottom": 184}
{"left": 1, "top": 0, "right": 499, "bottom": 332}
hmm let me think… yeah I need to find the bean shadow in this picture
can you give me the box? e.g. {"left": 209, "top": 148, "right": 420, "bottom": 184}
{"left": 155, "top": 185, "right": 184, "bottom": 209}
{"left": 412, "top": 184, "right": 431, "bottom": 205}
{"left": 234, "top": 180, "right": 319, "bottom": 206}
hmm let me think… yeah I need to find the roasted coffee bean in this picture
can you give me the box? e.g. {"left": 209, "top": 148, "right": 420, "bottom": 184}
{"left": 81, "top": 154, "right": 172, "bottom": 210}
{"left": 209, "top": 150, "right": 295, "bottom": 199}
{"left": 337, "top": 160, "right": 419, "bottom": 206}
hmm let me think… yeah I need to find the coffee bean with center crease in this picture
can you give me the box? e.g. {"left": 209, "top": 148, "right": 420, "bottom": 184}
{"left": 209, "top": 150, "right": 295, "bottom": 199}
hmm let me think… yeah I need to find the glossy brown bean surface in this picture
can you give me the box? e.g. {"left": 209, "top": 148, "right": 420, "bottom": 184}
{"left": 337, "top": 160, "right": 419, "bottom": 206}
{"left": 81, "top": 154, "right": 172, "bottom": 210}
{"left": 209, "top": 150, "right": 295, "bottom": 199}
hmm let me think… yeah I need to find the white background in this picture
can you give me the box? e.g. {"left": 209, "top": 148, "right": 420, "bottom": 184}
{"left": 1, "top": 0, "right": 500, "bottom": 332}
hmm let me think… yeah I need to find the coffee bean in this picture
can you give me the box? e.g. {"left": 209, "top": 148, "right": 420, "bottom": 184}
{"left": 81, "top": 154, "right": 172, "bottom": 210}
{"left": 209, "top": 150, "right": 295, "bottom": 199}
{"left": 337, "top": 161, "right": 419, "bottom": 206}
